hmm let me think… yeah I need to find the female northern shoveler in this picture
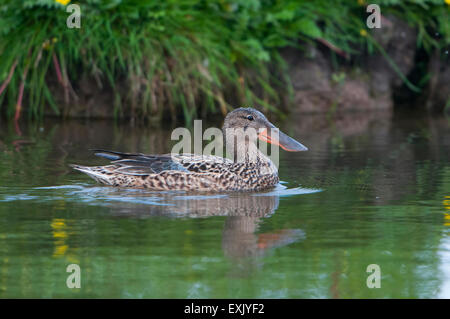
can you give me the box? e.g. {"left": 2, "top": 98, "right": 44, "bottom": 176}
{"left": 71, "top": 107, "right": 307, "bottom": 191}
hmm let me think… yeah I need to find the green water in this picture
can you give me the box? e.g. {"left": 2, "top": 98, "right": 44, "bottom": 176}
{"left": 0, "top": 112, "right": 449, "bottom": 298}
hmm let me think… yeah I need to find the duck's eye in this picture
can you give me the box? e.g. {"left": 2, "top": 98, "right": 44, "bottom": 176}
{"left": 246, "top": 115, "right": 254, "bottom": 121}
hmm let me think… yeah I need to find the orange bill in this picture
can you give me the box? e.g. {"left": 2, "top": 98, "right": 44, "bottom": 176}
{"left": 258, "top": 128, "right": 308, "bottom": 152}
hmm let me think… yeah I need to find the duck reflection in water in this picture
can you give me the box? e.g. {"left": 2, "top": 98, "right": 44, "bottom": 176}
{"left": 218, "top": 194, "right": 305, "bottom": 276}
{"left": 100, "top": 188, "right": 305, "bottom": 274}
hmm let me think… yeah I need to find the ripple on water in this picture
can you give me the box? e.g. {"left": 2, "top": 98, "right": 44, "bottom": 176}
{"left": 0, "top": 183, "right": 321, "bottom": 217}
{"left": 252, "top": 184, "right": 322, "bottom": 197}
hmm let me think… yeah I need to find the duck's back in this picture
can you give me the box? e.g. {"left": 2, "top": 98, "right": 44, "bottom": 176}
{"left": 71, "top": 150, "right": 279, "bottom": 192}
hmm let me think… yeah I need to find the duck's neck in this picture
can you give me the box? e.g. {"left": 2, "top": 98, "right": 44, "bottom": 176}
{"left": 226, "top": 138, "right": 272, "bottom": 165}
{"left": 223, "top": 128, "right": 277, "bottom": 166}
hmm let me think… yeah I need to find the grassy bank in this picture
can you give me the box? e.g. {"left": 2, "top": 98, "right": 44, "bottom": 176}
{"left": 0, "top": 0, "right": 448, "bottom": 122}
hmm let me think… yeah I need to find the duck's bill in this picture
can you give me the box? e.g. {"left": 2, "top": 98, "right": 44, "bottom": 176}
{"left": 258, "top": 128, "right": 308, "bottom": 152}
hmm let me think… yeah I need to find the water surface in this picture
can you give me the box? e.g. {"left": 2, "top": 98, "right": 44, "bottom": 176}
{"left": 0, "top": 111, "right": 449, "bottom": 298}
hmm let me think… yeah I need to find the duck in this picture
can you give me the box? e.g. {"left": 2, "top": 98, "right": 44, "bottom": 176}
{"left": 70, "top": 107, "right": 308, "bottom": 192}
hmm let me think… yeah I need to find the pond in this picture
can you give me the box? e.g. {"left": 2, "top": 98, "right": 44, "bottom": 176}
{"left": 0, "top": 110, "right": 449, "bottom": 298}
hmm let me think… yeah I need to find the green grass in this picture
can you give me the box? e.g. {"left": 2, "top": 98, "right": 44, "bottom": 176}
{"left": 0, "top": 0, "right": 448, "bottom": 122}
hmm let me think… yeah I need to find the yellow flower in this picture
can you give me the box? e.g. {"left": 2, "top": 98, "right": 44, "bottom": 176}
{"left": 55, "top": 0, "right": 71, "bottom": 5}
{"left": 360, "top": 29, "right": 368, "bottom": 37}
{"left": 357, "top": 0, "right": 366, "bottom": 5}
{"left": 444, "top": 196, "right": 450, "bottom": 210}
{"left": 446, "top": 0, "right": 450, "bottom": 5}
{"left": 444, "top": 196, "right": 450, "bottom": 226}
{"left": 53, "top": 244, "right": 68, "bottom": 256}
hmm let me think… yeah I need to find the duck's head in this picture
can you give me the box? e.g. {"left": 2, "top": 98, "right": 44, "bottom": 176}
{"left": 222, "top": 108, "right": 307, "bottom": 158}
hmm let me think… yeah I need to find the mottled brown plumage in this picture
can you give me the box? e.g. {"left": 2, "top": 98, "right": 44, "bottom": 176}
{"left": 71, "top": 107, "right": 308, "bottom": 192}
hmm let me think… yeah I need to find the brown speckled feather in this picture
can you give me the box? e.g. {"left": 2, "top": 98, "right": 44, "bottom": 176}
{"left": 71, "top": 150, "right": 279, "bottom": 192}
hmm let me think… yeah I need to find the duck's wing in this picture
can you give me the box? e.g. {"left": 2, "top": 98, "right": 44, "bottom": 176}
{"left": 92, "top": 149, "right": 189, "bottom": 175}
{"left": 92, "top": 150, "right": 231, "bottom": 175}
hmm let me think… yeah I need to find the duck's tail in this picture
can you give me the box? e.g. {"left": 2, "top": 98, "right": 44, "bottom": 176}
{"left": 69, "top": 164, "right": 114, "bottom": 185}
